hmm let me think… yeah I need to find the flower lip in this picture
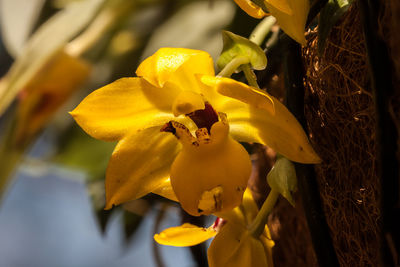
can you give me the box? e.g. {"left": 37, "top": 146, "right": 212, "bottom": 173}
{"left": 161, "top": 101, "right": 220, "bottom": 136}
{"left": 186, "top": 102, "right": 219, "bottom": 132}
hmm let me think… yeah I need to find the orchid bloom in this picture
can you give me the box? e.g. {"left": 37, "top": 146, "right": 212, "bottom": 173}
{"left": 234, "top": 0, "right": 310, "bottom": 45}
{"left": 71, "top": 47, "right": 319, "bottom": 216}
{"left": 154, "top": 189, "right": 274, "bottom": 267}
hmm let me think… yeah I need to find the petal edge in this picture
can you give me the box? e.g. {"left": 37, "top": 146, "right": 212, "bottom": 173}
{"left": 154, "top": 223, "right": 216, "bottom": 247}
{"left": 105, "top": 127, "right": 180, "bottom": 209}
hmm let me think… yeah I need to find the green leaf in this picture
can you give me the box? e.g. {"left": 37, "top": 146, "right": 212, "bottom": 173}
{"left": 217, "top": 31, "right": 267, "bottom": 71}
{"left": 53, "top": 124, "right": 115, "bottom": 181}
{"left": 336, "top": 0, "right": 352, "bottom": 8}
{"left": 267, "top": 155, "right": 297, "bottom": 206}
{"left": 318, "top": 0, "right": 354, "bottom": 55}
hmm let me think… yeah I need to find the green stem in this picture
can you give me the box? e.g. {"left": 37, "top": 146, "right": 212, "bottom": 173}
{"left": 249, "top": 16, "right": 277, "bottom": 46}
{"left": 249, "top": 189, "right": 279, "bottom": 238}
{"left": 217, "top": 56, "right": 249, "bottom": 77}
{"left": 0, "top": 150, "right": 23, "bottom": 200}
{"left": 242, "top": 64, "right": 260, "bottom": 88}
{"left": 0, "top": 118, "right": 24, "bottom": 203}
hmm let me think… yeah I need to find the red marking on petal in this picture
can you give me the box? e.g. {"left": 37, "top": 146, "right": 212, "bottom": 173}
{"left": 187, "top": 102, "right": 219, "bottom": 132}
{"left": 212, "top": 217, "right": 226, "bottom": 231}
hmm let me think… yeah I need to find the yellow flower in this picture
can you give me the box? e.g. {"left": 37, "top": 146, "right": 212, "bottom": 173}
{"left": 233, "top": 0, "right": 270, "bottom": 19}
{"left": 16, "top": 51, "right": 91, "bottom": 146}
{"left": 70, "top": 47, "right": 319, "bottom": 216}
{"left": 154, "top": 189, "right": 274, "bottom": 267}
{"left": 234, "top": 0, "right": 310, "bottom": 45}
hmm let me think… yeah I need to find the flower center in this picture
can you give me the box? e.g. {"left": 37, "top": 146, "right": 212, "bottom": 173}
{"left": 160, "top": 97, "right": 252, "bottom": 216}
{"left": 186, "top": 102, "right": 219, "bottom": 133}
{"left": 160, "top": 100, "right": 224, "bottom": 148}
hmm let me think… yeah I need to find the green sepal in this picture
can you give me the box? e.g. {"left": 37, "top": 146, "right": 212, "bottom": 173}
{"left": 267, "top": 155, "right": 297, "bottom": 206}
{"left": 318, "top": 0, "right": 354, "bottom": 55}
{"left": 217, "top": 31, "right": 267, "bottom": 71}
{"left": 53, "top": 124, "right": 115, "bottom": 182}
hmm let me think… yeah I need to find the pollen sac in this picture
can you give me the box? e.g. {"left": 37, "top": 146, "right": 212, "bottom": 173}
{"left": 168, "top": 113, "right": 252, "bottom": 216}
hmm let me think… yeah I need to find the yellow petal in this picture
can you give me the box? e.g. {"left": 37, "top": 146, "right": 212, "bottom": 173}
{"left": 105, "top": 127, "right": 181, "bottom": 209}
{"left": 208, "top": 223, "right": 245, "bottom": 267}
{"left": 151, "top": 178, "right": 178, "bottom": 202}
{"left": 203, "top": 75, "right": 275, "bottom": 115}
{"left": 200, "top": 76, "right": 321, "bottom": 164}
{"left": 265, "top": 0, "right": 309, "bottom": 45}
{"left": 214, "top": 210, "right": 243, "bottom": 228}
{"left": 208, "top": 223, "right": 270, "bottom": 267}
{"left": 16, "top": 51, "right": 90, "bottom": 145}
{"left": 243, "top": 104, "right": 320, "bottom": 163}
{"left": 260, "top": 226, "right": 275, "bottom": 267}
{"left": 233, "top": 0, "right": 268, "bottom": 19}
{"left": 172, "top": 91, "right": 205, "bottom": 117}
{"left": 226, "top": 236, "right": 269, "bottom": 267}
{"left": 70, "top": 77, "right": 179, "bottom": 141}
{"left": 215, "top": 188, "right": 259, "bottom": 226}
{"left": 136, "top": 48, "right": 215, "bottom": 91}
{"left": 214, "top": 207, "right": 246, "bottom": 227}
{"left": 195, "top": 74, "right": 229, "bottom": 106}
{"left": 241, "top": 188, "right": 259, "bottom": 222}
{"left": 154, "top": 223, "right": 217, "bottom": 247}
{"left": 266, "top": 0, "right": 293, "bottom": 15}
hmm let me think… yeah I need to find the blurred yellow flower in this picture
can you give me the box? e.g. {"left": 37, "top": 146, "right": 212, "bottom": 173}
{"left": 234, "top": 0, "right": 310, "bottom": 45}
{"left": 70, "top": 47, "right": 319, "bottom": 215}
{"left": 16, "top": 51, "right": 91, "bottom": 146}
{"left": 234, "top": 0, "right": 270, "bottom": 19}
{"left": 154, "top": 189, "right": 274, "bottom": 267}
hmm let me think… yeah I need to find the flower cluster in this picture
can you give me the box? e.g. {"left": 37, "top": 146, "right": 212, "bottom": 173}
{"left": 154, "top": 189, "right": 275, "bottom": 267}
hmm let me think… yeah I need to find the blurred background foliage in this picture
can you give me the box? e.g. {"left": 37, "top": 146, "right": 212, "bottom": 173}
{"left": 0, "top": 0, "right": 263, "bottom": 266}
